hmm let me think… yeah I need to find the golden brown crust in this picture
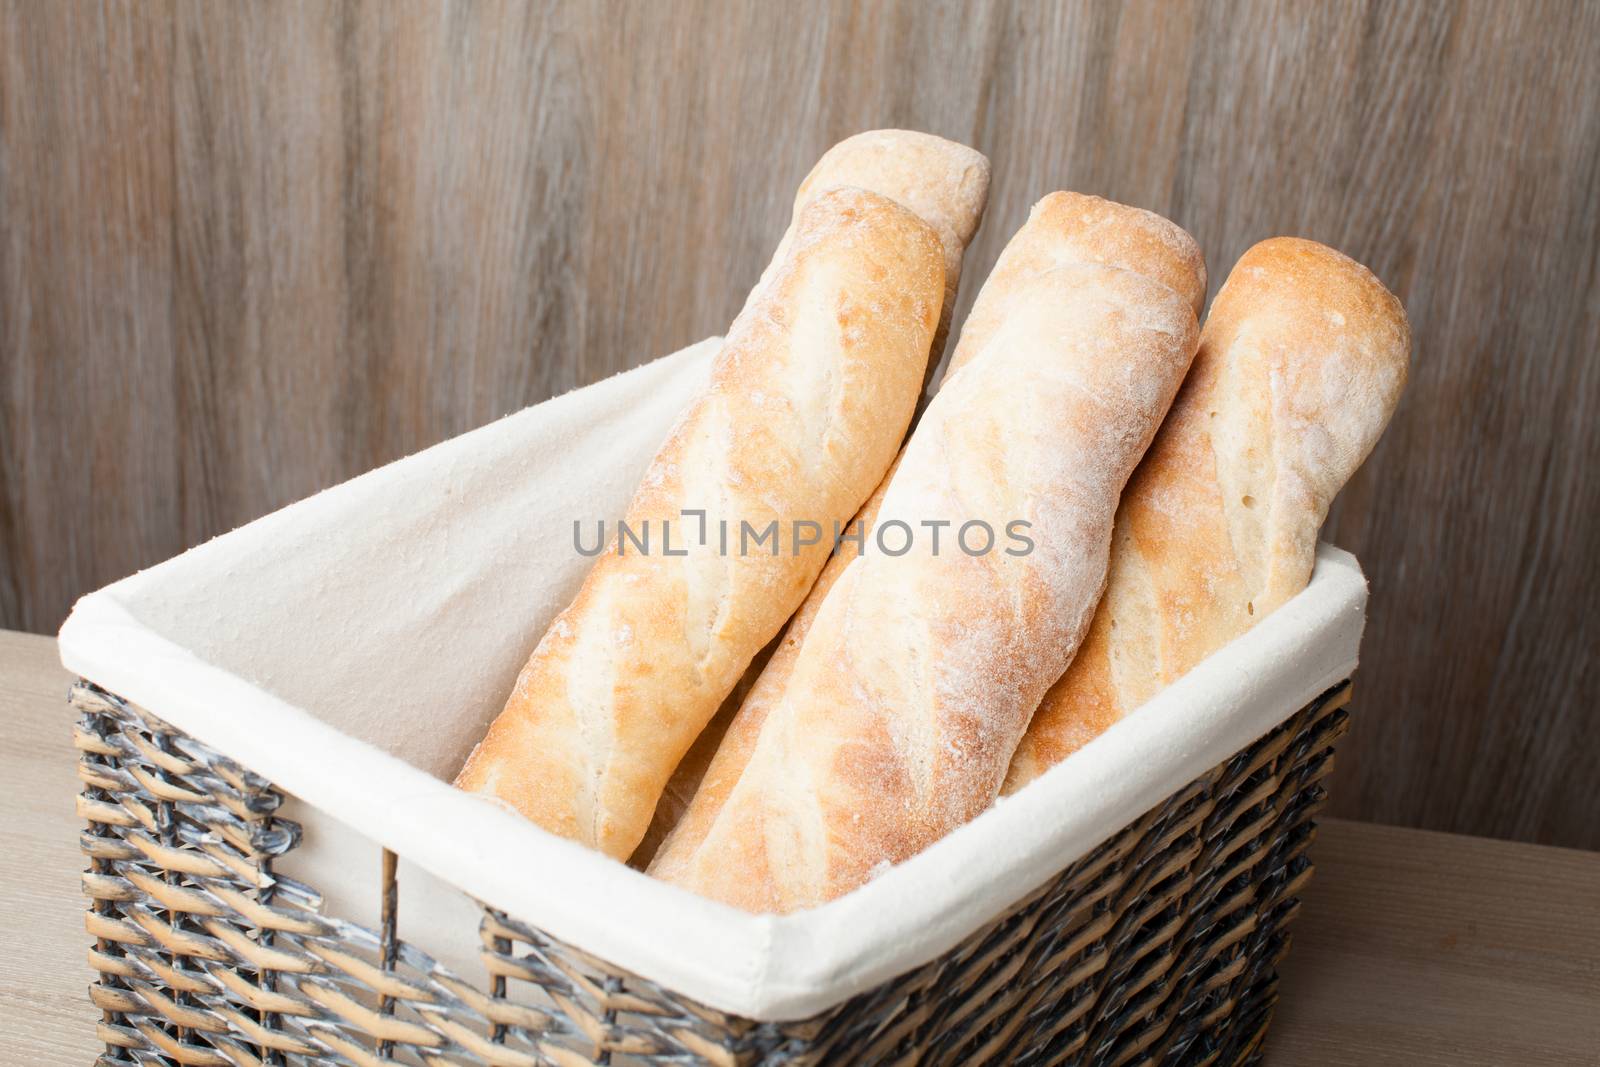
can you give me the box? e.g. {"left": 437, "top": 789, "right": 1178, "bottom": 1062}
{"left": 763, "top": 130, "right": 991, "bottom": 380}
{"left": 796, "top": 131, "right": 990, "bottom": 252}
{"left": 647, "top": 456, "right": 901, "bottom": 878}
{"left": 936, "top": 192, "right": 1206, "bottom": 385}
{"left": 457, "top": 187, "right": 944, "bottom": 859}
{"left": 1005, "top": 237, "right": 1411, "bottom": 789}
{"left": 656, "top": 200, "right": 1203, "bottom": 911}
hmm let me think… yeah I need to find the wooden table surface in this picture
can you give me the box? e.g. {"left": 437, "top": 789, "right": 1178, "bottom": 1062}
{"left": 2, "top": 630, "right": 1595, "bottom": 1066}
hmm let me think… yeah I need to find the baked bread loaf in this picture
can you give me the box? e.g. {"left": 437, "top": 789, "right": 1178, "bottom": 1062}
{"left": 1004, "top": 237, "right": 1410, "bottom": 790}
{"left": 655, "top": 212, "right": 1203, "bottom": 911}
{"left": 628, "top": 133, "right": 991, "bottom": 865}
{"left": 650, "top": 192, "right": 1205, "bottom": 878}
{"left": 457, "top": 186, "right": 944, "bottom": 858}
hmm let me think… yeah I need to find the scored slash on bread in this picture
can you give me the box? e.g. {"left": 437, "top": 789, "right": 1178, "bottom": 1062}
{"left": 781, "top": 131, "right": 991, "bottom": 382}
{"left": 645, "top": 454, "right": 904, "bottom": 878}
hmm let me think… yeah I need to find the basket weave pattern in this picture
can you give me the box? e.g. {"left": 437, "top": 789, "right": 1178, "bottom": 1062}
{"left": 72, "top": 680, "right": 1350, "bottom": 1066}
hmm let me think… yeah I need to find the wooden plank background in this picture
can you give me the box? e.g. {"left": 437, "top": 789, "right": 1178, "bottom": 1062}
{"left": 2, "top": 1, "right": 1596, "bottom": 850}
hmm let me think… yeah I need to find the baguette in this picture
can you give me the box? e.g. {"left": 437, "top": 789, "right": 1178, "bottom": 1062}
{"left": 1004, "top": 237, "right": 1410, "bottom": 789}
{"left": 656, "top": 211, "right": 1202, "bottom": 911}
{"left": 457, "top": 187, "right": 944, "bottom": 858}
{"left": 630, "top": 134, "right": 991, "bottom": 865}
{"left": 651, "top": 193, "right": 1205, "bottom": 880}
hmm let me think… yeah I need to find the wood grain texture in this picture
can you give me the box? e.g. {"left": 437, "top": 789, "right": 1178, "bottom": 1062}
{"left": 1270, "top": 820, "right": 1600, "bottom": 1066}
{"left": 0, "top": 631, "right": 95, "bottom": 1067}
{"left": 1, "top": 1, "right": 1597, "bottom": 848}
{"left": 2, "top": 631, "right": 1597, "bottom": 1065}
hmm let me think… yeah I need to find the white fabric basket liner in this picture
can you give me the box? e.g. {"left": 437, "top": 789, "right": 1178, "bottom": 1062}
{"left": 59, "top": 337, "right": 1367, "bottom": 1021}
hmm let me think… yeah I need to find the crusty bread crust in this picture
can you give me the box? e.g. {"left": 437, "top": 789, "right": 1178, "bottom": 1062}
{"left": 1005, "top": 237, "right": 1411, "bottom": 789}
{"left": 456, "top": 187, "right": 944, "bottom": 858}
{"left": 651, "top": 191, "right": 1206, "bottom": 884}
{"left": 936, "top": 191, "right": 1206, "bottom": 383}
{"left": 746, "top": 131, "right": 990, "bottom": 383}
{"left": 630, "top": 133, "right": 991, "bottom": 866}
{"left": 656, "top": 207, "right": 1202, "bottom": 911}
{"left": 796, "top": 131, "right": 990, "bottom": 366}
{"left": 647, "top": 456, "right": 901, "bottom": 878}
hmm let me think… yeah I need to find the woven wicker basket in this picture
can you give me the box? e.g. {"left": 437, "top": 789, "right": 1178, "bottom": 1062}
{"left": 72, "top": 674, "right": 1351, "bottom": 1067}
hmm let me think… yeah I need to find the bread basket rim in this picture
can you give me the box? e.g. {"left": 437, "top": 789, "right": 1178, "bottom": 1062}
{"left": 59, "top": 544, "right": 1364, "bottom": 1020}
